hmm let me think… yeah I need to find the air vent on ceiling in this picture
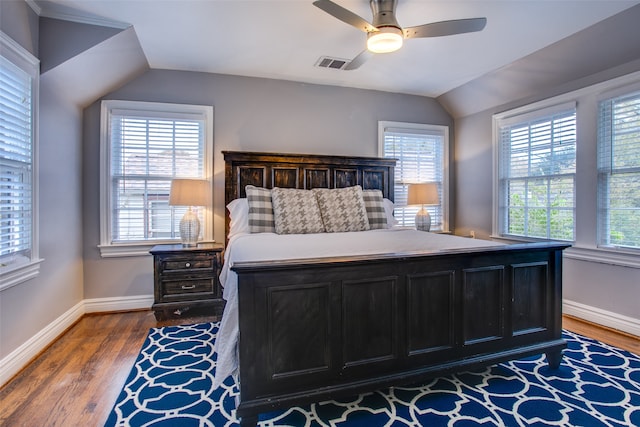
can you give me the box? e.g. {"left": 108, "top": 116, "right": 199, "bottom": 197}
{"left": 315, "top": 56, "right": 350, "bottom": 70}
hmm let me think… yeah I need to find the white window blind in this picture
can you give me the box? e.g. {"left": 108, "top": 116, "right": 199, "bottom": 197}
{"left": 103, "top": 101, "right": 212, "bottom": 247}
{"left": 381, "top": 124, "right": 447, "bottom": 230}
{"left": 0, "top": 43, "right": 36, "bottom": 266}
{"left": 598, "top": 90, "right": 640, "bottom": 250}
{"left": 497, "top": 106, "right": 576, "bottom": 240}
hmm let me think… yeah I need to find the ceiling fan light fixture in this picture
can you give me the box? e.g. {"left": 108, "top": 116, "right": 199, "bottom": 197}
{"left": 367, "top": 26, "right": 403, "bottom": 53}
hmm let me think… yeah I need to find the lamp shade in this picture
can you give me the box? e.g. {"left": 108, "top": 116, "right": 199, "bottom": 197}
{"left": 407, "top": 182, "right": 439, "bottom": 206}
{"left": 169, "top": 179, "right": 210, "bottom": 207}
{"left": 169, "top": 179, "right": 209, "bottom": 247}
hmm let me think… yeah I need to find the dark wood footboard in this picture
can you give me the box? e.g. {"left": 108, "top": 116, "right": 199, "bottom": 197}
{"left": 232, "top": 241, "right": 570, "bottom": 426}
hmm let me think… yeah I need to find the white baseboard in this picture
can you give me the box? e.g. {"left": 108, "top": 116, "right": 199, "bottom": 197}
{"left": 564, "top": 299, "right": 640, "bottom": 337}
{"left": 0, "top": 294, "right": 153, "bottom": 387}
{"left": 84, "top": 294, "right": 153, "bottom": 313}
{"left": 0, "top": 301, "right": 85, "bottom": 387}
{"left": 2, "top": 296, "right": 636, "bottom": 388}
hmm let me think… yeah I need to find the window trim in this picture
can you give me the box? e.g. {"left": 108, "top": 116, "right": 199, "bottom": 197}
{"left": 0, "top": 31, "right": 41, "bottom": 291}
{"left": 596, "top": 82, "right": 640, "bottom": 252}
{"left": 494, "top": 97, "right": 580, "bottom": 240}
{"left": 378, "top": 121, "right": 450, "bottom": 232}
{"left": 493, "top": 101, "right": 577, "bottom": 242}
{"left": 492, "top": 69, "right": 640, "bottom": 268}
{"left": 99, "top": 100, "right": 214, "bottom": 257}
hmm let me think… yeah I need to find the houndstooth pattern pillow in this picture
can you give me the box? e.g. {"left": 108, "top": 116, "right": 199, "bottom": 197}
{"left": 313, "top": 186, "right": 370, "bottom": 233}
{"left": 271, "top": 188, "right": 325, "bottom": 234}
{"left": 362, "top": 189, "right": 388, "bottom": 229}
{"left": 245, "top": 185, "right": 275, "bottom": 233}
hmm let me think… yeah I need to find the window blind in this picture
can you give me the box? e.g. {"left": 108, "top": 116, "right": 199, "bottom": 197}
{"left": 0, "top": 55, "right": 33, "bottom": 259}
{"left": 383, "top": 126, "right": 444, "bottom": 229}
{"left": 109, "top": 111, "right": 206, "bottom": 242}
{"left": 498, "top": 107, "right": 576, "bottom": 240}
{"left": 597, "top": 90, "right": 640, "bottom": 249}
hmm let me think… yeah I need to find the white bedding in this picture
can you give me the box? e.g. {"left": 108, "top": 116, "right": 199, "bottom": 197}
{"left": 212, "top": 228, "right": 504, "bottom": 388}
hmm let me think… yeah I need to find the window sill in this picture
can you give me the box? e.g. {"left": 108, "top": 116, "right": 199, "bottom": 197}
{"left": 0, "top": 258, "right": 43, "bottom": 291}
{"left": 491, "top": 234, "right": 639, "bottom": 269}
{"left": 489, "top": 234, "right": 566, "bottom": 244}
{"left": 99, "top": 240, "right": 217, "bottom": 258}
{"left": 564, "top": 246, "right": 640, "bottom": 269}
{"left": 98, "top": 242, "right": 176, "bottom": 258}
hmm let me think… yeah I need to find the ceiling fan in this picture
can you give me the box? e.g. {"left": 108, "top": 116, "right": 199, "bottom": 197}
{"left": 313, "top": 0, "right": 487, "bottom": 70}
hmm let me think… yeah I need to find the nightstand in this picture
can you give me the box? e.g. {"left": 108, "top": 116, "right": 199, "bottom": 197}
{"left": 150, "top": 243, "right": 225, "bottom": 321}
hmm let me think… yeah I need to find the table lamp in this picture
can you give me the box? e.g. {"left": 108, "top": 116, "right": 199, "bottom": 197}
{"left": 407, "top": 182, "right": 439, "bottom": 231}
{"left": 169, "top": 179, "right": 210, "bottom": 247}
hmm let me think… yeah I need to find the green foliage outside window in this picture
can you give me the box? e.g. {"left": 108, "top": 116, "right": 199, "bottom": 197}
{"left": 500, "top": 109, "right": 577, "bottom": 241}
{"left": 598, "top": 93, "right": 640, "bottom": 249}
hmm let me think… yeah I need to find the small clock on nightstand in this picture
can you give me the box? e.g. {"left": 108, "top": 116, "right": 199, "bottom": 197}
{"left": 150, "top": 243, "right": 225, "bottom": 321}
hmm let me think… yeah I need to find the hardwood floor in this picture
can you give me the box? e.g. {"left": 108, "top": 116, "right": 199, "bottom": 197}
{"left": 563, "top": 314, "right": 640, "bottom": 355}
{"left": 0, "top": 310, "right": 214, "bottom": 427}
{"left": 0, "top": 311, "right": 637, "bottom": 426}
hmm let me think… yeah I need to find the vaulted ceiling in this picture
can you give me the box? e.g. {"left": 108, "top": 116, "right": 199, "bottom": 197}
{"left": 36, "top": 0, "right": 640, "bottom": 116}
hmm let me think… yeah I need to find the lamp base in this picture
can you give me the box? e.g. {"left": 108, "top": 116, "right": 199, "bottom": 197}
{"left": 415, "top": 207, "right": 432, "bottom": 232}
{"left": 179, "top": 207, "right": 200, "bottom": 247}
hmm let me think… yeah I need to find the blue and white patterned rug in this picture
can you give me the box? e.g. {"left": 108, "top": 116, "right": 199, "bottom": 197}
{"left": 105, "top": 322, "right": 640, "bottom": 427}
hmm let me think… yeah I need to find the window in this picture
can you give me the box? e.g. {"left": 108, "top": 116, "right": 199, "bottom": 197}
{"left": 0, "top": 32, "right": 40, "bottom": 290}
{"left": 598, "top": 89, "right": 640, "bottom": 250}
{"left": 491, "top": 71, "right": 640, "bottom": 267}
{"left": 100, "top": 101, "right": 213, "bottom": 257}
{"left": 495, "top": 103, "right": 576, "bottom": 241}
{"left": 379, "top": 122, "right": 448, "bottom": 231}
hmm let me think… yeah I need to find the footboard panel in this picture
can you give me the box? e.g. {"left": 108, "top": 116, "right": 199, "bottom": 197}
{"left": 232, "top": 242, "right": 569, "bottom": 425}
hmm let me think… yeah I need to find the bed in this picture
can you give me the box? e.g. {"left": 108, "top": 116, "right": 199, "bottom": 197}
{"left": 216, "top": 151, "right": 570, "bottom": 427}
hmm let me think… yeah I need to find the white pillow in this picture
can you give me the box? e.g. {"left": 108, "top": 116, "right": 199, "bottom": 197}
{"left": 227, "top": 198, "right": 249, "bottom": 237}
{"left": 383, "top": 198, "right": 399, "bottom": 228}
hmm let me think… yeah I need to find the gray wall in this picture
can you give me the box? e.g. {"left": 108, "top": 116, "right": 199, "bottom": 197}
{"left": 454, "top": 63, "right": 640, "bottom": 322}
{"left": 2, "top": 0, "right": 637, "bottom": 374}
{"left": 0, "top": 2, "right": 451, "bottom": 366}
{"left": 82, "top": 69, "right": 453, "bottom": 300}
{"left": 451, "top": 5, "right": 640, "bottom": 327}
{"left": 439, "top": 4, "right": 640, "bottom": 119}
{"left": 0, "top": 0, "right": 38, "bottom": 56}
{"left": 1, "top": 1, "right": 84, "bottom": 360}
{"left": 39, "top": 17, "right": 121, "bottom": 73}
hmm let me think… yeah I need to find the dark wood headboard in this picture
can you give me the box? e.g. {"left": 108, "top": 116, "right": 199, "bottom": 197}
{"left": 223, "top": 151, "right": 396, "bottom": 240}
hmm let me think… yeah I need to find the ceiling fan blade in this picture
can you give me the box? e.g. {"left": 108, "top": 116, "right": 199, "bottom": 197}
{"left": 343, "top": 50, "right": 373, "bottom": 70}
{"left": 313, "top": 0, "right": 377, "bottom": 33}
{"left": 404, "top": 17, "right": 487, "bottom": 39}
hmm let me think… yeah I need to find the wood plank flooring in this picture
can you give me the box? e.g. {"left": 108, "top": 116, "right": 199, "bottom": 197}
{"left": 0, "top": 310, "right": 212, "bottom": 427}
{"left": 563, "top": 314, "right": 640, "bottom": 355}
{"left": 1, "top": 311, "right": 637, "bottom": 426}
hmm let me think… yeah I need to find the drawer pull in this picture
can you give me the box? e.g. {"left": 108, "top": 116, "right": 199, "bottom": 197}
{"left": 185, "top": 262, "right": 191, "bottom": 268}
{"left": 181, "top": 285, "right": 196, "bottom": 290}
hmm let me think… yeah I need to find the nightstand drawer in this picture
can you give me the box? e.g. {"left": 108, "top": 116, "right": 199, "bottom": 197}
{"left": 162, "top": 257, "right": 213, "bottom": 272}
{"left": 150, "top": 243, "right": 225, "bottom": 320}
{"left": 162, "top": 278, "right": 214, "bottom": 299}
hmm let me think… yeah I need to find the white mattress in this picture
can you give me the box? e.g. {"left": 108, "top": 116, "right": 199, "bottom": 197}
{"left": 212, "top": 228, "right": 503, "bottom": 388}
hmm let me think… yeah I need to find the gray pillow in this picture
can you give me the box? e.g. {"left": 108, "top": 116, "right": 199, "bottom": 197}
{"left": 245, "top": 185, "right": 275, "bottom": 233}
{"left": 313, "top": 185, "right": 370, "bottom": 233}
{"left": 362, "top": 189, "right": 388, "bottom": 229}
{"left": 271, "top": 188, "right": 325, "bottom": 234}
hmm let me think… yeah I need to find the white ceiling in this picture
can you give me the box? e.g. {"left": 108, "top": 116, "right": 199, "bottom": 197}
{"left": 36, "top": 0, "right": 640, "bottom": 98}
